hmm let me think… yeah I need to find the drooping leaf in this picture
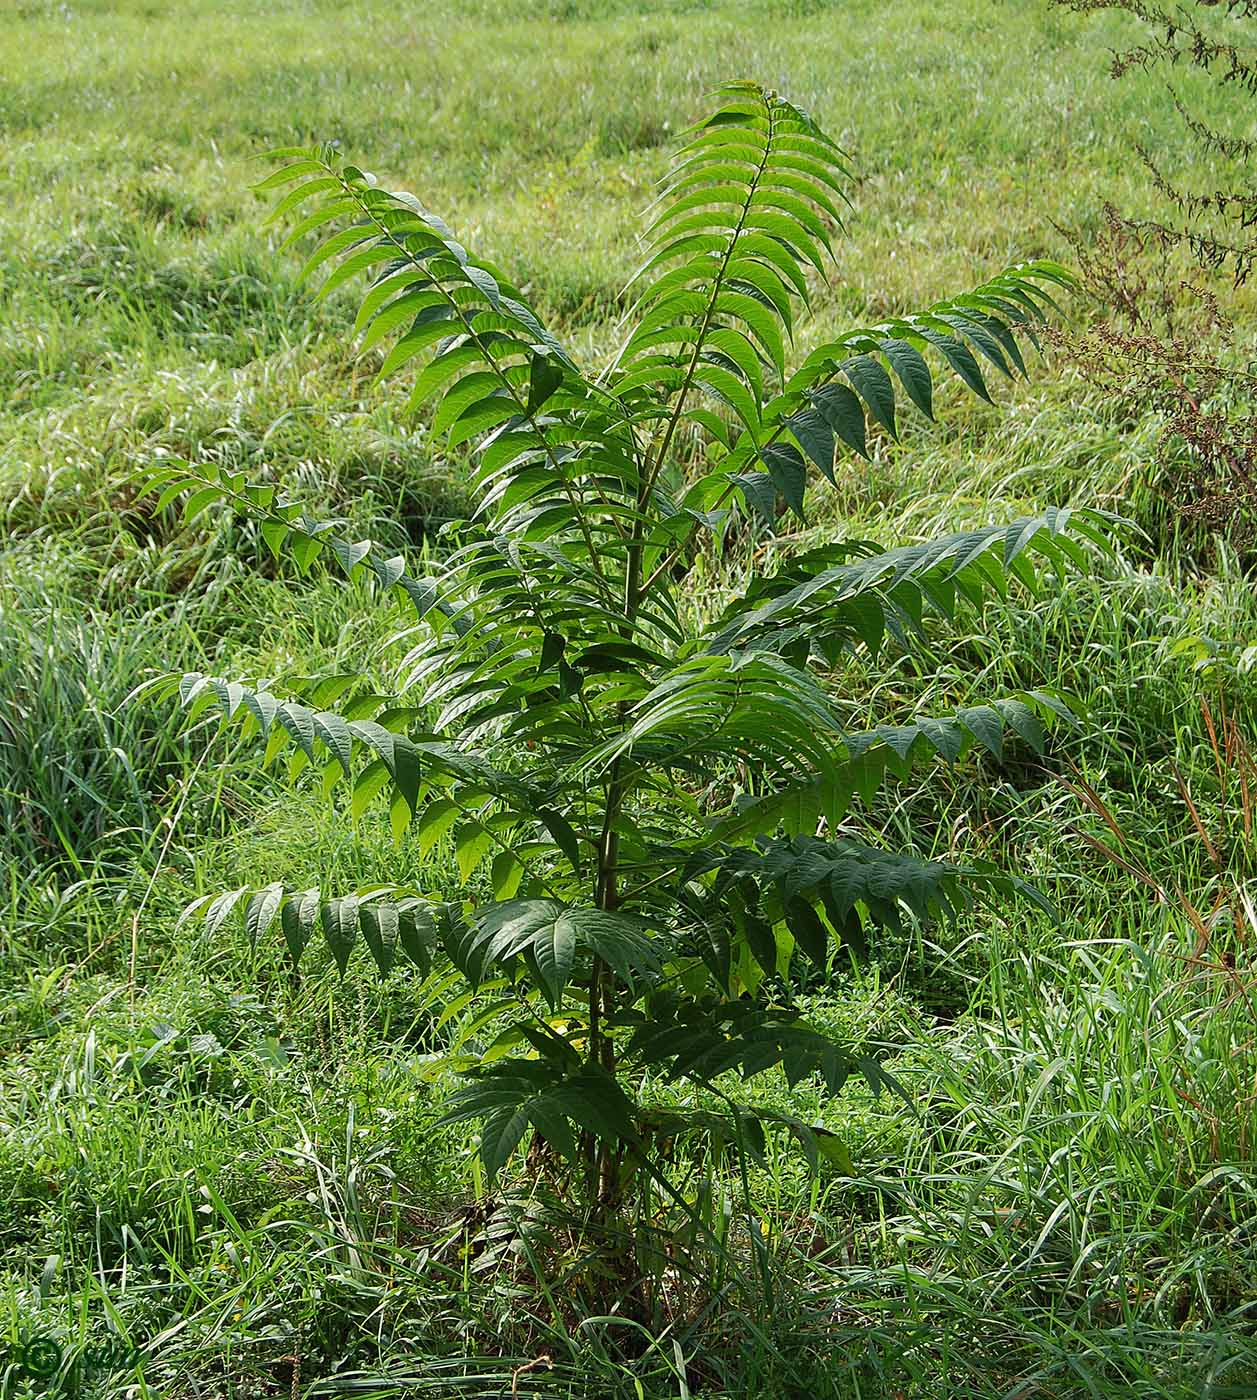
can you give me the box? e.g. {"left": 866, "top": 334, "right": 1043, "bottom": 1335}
{"left": 281, "top": 888, "right": 319, "bottom": 966}
{"left": 321, "top": 895, "right": 359, "bottom": 976}
{"left": 359, "top": 901, "right": 399, "bottom": 976}
{"left": 244, "top": 883, "right": 285, "bottom": 951}
{"left": 526, "top": 352, "right": 564, "bottom": 415}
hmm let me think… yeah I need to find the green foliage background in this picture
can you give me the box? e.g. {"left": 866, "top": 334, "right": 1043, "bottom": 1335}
{"left": 1, "top": 2, "right": 1255, "bottom": 1397}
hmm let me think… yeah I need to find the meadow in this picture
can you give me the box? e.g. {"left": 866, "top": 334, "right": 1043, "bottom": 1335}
{"left": 1, "top": 1, "right": 1255, "bottom": 1396}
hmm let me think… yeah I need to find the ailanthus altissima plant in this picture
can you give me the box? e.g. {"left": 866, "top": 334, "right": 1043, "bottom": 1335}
{"left": 139, "top": 83, "right": 1117, "bottom": 1203}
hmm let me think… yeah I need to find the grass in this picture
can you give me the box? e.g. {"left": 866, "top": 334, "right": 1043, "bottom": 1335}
{"left": 1, "top": 0, "right": 1255, "bottom": 1396}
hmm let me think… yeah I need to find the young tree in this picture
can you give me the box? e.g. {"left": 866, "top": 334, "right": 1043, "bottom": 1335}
{"left": 143, "top": 82, "right": 1114, "bottom": 1206}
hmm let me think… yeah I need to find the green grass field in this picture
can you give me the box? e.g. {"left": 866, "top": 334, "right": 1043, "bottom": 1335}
{"left": 2, "top": 1, "right": 1255, "bottom": 1396}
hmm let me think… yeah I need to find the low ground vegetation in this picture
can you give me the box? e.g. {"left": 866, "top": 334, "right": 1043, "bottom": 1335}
{"left": 1, "top": 3, "right": 1254, "bottom": 1397}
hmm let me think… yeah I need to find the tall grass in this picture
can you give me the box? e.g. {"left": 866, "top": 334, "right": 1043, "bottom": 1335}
{"left": 0, "top": 1, "right": 1254, "bottom": 1395}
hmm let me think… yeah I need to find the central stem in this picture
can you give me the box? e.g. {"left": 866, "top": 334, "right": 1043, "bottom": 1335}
{"left": 581, "top": 101, "right": 779, "bottom": 1199}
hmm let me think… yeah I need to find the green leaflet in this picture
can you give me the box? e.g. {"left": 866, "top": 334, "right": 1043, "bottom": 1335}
{"left": 359, "top": 901, "right": 399, "bottom": 976}
{"left": 281, "top": 888, "right": 320, "bottom": 966}
{"left": 244, "top": 883, "right": 284, "bottom": 951}
{"left": 443, "top": 1063, "right": 636, "bottom": 1183}
{"left": 471, "top": 899, "right": 661, "bottom": 1008}
{"left": 321, "top": 895, "right": 359, "bottom": 976}
{"left": 454, "top": 822, "right": 494, "bottom": 884}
